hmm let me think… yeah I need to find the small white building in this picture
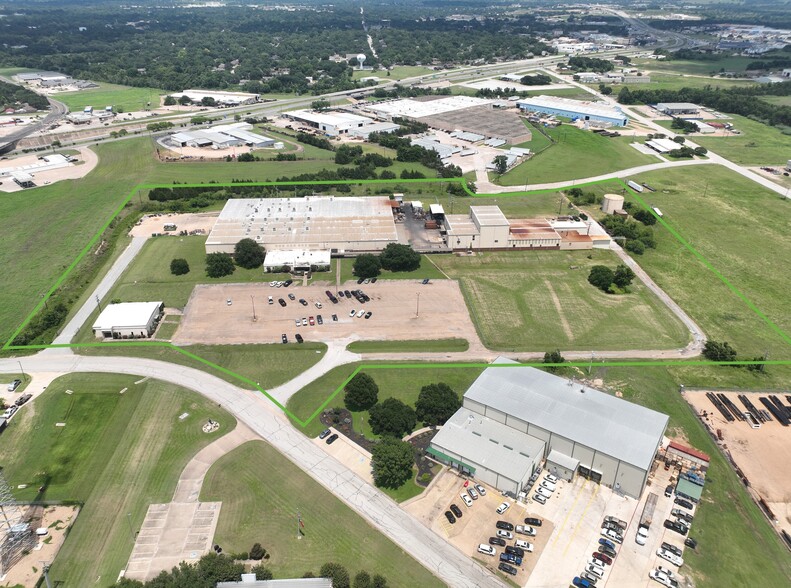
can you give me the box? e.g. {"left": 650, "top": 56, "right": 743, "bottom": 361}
{"left": 263, "top": 250, "right": 331, "bottom": 274}
{"left": 645, "top": 138, "right": 681, "bottom": 154}
{"left": 92, "top": 301, "right": 164, "bottom": 339}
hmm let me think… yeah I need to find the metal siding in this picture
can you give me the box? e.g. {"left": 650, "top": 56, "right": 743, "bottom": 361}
{"left": 591, "top": 452, "right": 619, "bottom": 487}
{"left": 613, "top": 461, "right": 646, "bottom": 499}
{"left": 526, "top": 423, "right": 551, "bottom": 445}
{"left": 504, "top": 414, "right": 529, "bottom": 434}
{"left": 572, "top": 444, "right": 595, "bottom": 468}
{"left": 476, "top": 466, "right": 500, "bottom": 489}
{"left": 545, "top": 459, "right": 574, "bottom": 482}
{"left": 463, "top": 398, "right": 487, "bottom": 417}
{"left": 485, "top": 407, "right": 507, "bottom": 424}
{"left": 549, "top": 434, "right": 574, "bottom": 457}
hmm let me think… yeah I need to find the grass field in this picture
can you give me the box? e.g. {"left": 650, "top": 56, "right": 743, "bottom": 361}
{"left": 496, "top": 124, "right": 655, "bottom": 185}
{"left": 200, "top": 440, "right": 443, "bottom": 586}
{"left": 431, "top": 250, "right": 690, "bottom": 352}
{"left": 352, "top": 65, "right": 436, "bottom": 81}
{"left": 288, "top": 362, "right": 483, "bottom": 437}
{"left": 634, "top": 56, "right": 758, "bottom": 76}
{"left": 759, "top": 95, "right": 791, "bottom": 107}
{"left": 78, "top": 342, "right": 327, "bottom": 391}
{"left": 629, "top": 166, "right": 791, "bottom": 361}
{"left": 597, "top": 364, "right": 791, "bottom": 586}
{"left": 346, "top": 338, "right": 469, "bottom": 353}
{"left": 54, "top": 83, "right": 167, "bottom": 113}
{"left": 691, "top": 114, "right": 791, "bottom": 165}
{"left": 0, "top": 373, "right": 234, "bottom": 586}
{"left": 336, "top": 255, "right": 448, "bottom": 283}
{"left": 619, "top": 73, "right": 758, "bottom": 92}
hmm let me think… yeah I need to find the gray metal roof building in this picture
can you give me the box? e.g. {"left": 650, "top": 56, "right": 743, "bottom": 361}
{"left": 430, "top": 361, "right": 668, "bottom": 499}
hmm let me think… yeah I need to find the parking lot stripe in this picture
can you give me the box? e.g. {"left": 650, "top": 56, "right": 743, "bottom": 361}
{"left": 551, "top": 479, "right": 588, "bottom": 548}
{"left": 562, "top": 483, "right": 600, "bottom": 557}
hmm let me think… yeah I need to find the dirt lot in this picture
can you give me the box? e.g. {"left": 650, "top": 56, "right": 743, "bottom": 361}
{"left": 129, "top": 212, "right": 218, "bottom": 237}
{"left": 1, "top": 505, "right": 79, "bottom": 587}
{"left": 173, "top": 279, "right": 479, "bottom": 346}
{"left": 685, "top": 390, "right": 791, "bottom": 532}
{"left": 404, "top": 469, "right": 552, "bottom": 584}
{"left": 0, "top": 146, "right": 98, "bottom": 193}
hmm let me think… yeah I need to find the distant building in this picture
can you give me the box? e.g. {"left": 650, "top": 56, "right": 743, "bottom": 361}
{"left": 656, "top": 102, "right": 700, "bottom": 116}
{"left": 516, "top": 95, "right": 629, "bottom": 127}
{"left": 429, "top": 361, "right": 669, "bottom": 499}
{"left": 263, "top": 250, "right": 331, "bottom": 274}
{"left": 168, "top": 123, "right": 275, "bottom": 149}
{"left": 576, "top": 72, "right": 600, "bottom": 83}
{"left": 169, "top": 89, "right": 260, "bottom": 106}
{"left": 92, "top": 301, "right": 164, "bottom": 339}
{"left": 283, "top": 109, "right": 374, "bottom": 136}
{"left": 217, "top": 574, "right": 332, "bottom": 588}
{"left": 645, "top": 138, "right": 681, "bottom": 153}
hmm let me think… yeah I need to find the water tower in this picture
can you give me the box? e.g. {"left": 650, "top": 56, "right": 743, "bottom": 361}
{"left": 356, "top": 53, "right": 366, "bottom": 70}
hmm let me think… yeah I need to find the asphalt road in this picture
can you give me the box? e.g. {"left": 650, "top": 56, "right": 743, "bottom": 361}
{"left": 0, "top": 352, "right": 508, "bottom": 588}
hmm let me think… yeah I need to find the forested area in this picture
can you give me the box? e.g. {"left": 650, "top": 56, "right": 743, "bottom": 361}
{"left": 0, "top": 79, "right": 49, "bottom": 110}
{"left": 0, "top": 0, "right": 595, "bottom": 94}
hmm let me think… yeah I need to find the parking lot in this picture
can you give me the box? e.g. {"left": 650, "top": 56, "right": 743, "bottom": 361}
{"left": 173, "top": 279, "right": 480, "bottom": 346}
{"left": 406, "top": 456, "right": 696, "bottom": 587}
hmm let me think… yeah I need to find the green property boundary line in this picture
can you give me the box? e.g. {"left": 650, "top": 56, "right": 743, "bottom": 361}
{"left": 4, "top": 175, "right": 791, "bottom": 430}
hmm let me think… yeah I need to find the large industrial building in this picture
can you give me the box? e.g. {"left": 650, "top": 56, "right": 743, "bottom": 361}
{"left": 517, "top": 95, "right": 629, "bottom": 127}
{"left": 655, "top": 102, "right": 701, "bottom": 117}
{"left": 429, "top": 362, "right": 669, "bottom": 499}
{"left": 283, "top": 110, "right": 375, "bottom": 136}
{"left": 169, "top": 89, "right": 260, "bottom": 106}
{"left": 167, "top": 123, "right": 276, "bottom": 149}
{"left": 205, "top": 196, "right": 399, "bottom": 255}
{"left": 442, "top": 205, "right": 611, "bottom": 250}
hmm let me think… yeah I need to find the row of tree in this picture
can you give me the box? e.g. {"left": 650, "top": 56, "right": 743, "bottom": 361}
{"left": 0, "top": 79, "right": 49, "bottom": 110}
{"left": 352, "top": 244, "right": 422, "bottom": 278}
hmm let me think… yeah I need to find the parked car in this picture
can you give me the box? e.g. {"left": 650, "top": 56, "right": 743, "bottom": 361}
{"left": 598, "top": 537, "right": 616, "bottom": 551}
{"left": 544, "top": 473, "right": 558, "bottom": 484}
{"left": 268, "top": 296, "right": 274, "bottom": 305}
{"left": 226, "top": 299, "right": 232, "bottom": 306}
{"left": 600, "top": 528, "right": 623, "bottom": 544}
{"left": 499, "top": 552, "right": 521, "bottom": 566}
{"left": 284, "top": 279, "right": 293, "bottom": 287}
{"left": 7, "top": 379, "right": 22, "bottom": 392}
{"left": 281, "top": 334, "right": 288, "bottom": 344}
{"left": 495, "top": 521, "right": 513, "bottom": 531}
{"left": 370, "top": 277, "right": 377, "bottom": 283}
{"left": 601, "top": 521, "right": 622, "bottom": 533}
{"left": 580, "top": 571, "right": 600, "bottom": 586}
{"left": 467, "top": 487, "right": 479, "bottom": 500}
{"left": 14, "top": 394, "right": 32, "bottom": 406}
{"left": 489, "top": 536, "right": 506, "bottom": 547}
{"left": 661, "top": 542, "right": 682, "bottom": 557}
{"left": 308, "top": 316, "right": 315, "bottom": 326}
{"left": 344, "top": 290, "right": 352, "bottom": 297}
{"left": 663, "top": 520, "right": 688, "bottom": 536}
{"left": 422, "top": 278, "right": 430, "bottom": 284}
{"left": 524, "top": 517, "right": 542, "bottom": 527}
{"left": 302, "top": 318, "right": 308, "bottom": 326}
{"left": 349, "top": 309, "right": 357, "bottom": 317}
{"left": 584, "top": 564, "right": 603, "bottom": 579}
{"left": 572, "top": 577, "right": 592, "bottom": 588}
{"left": 533, "top": 493, "right": 547, "bottom": 505}
{"left": 317, "top": 315, "right": 323, "bottom": 325}
{"left": 325, "top": 433, "right": 339, "bottom": 444}
{"left": 475, "top": 484, "right": 486, "bottom": 496}
{"left": 450, "top": 504, "right": 463, "bottom": 518}
{"left": 299, "top": 298, "right": 308, "bottom": 306}
{"left": 444, "top": 511, "right": 456, "bottom": 524}
{"left": 649, "top": 568, "right": 678, "bottom": 588}
{"left": 319, "top": 429, "right": 331, "bottom": 440}
{"left": 684, "top": 537, "right": 698, "bottom": 549}
{"left": 603, "top": 516, "right": 627, "bottom": 529}
{"left": 496, "top": 502, "right": 510, "bottom": 514}
{"left": 288, "top": 293, "right": 296, "bottom": 300}
{"left": 278, "top": 298, "right": 287, "bottom": 307}
{"left": 477, "top": 544, "right": 495, "bottom": 556}
{"left": 315, "top": 301, "right": 322, "bottom": 309}
{"left": 671, "top": 508, "right": 693, "bottom": 524}
{"left": 356, "top": 309, "right": 365, "bottom": 317}
{"left": 498, "top": 562, "right": 517, "bottom": 576}
{"left": 496, "top": 530, "right": 513, "bottom": 540}
{"left": 505, "top": 545, "right": 524, "bottom": 558}
{"left": 331, "top": 314, "right": 338, "bottom": 321}
{"left": 460, "top": 493, "right": 473, "bottom": 507}
{"left": 674, "top": 497, "right": 694, "bottom": 510}
{"left": 295, "top": 333, "right": 304, "bottom": 343}
{"left": 657, "top": 547, "right": 683, "bottom": 567}
{"left": 514, "top": 539, "right": 533, "bottom": 551}
{"left": 515, "top": 525, "right": 536, "bottom": 536}
{"left": 588, "top": 557, "right": 605, "bottom": 570}
{"left": 598, "top": 544, "right": 617, "bottom": 559}
{"left": 592, "top": 552, "right": 612, "bottom": 565}
{"left": 664, "top": 484, "right": 674, "bottom": 497}
{"left": 364, "top": 311, "right": 372, "bottom": 319}
{"left": 357, "top": 277, "right": 365, "bottom": 284}
{"left": 539, "top": 480, "right": 555, "bottom": 492}
{"left": 536, "top": 486, "right": 552, "bottom": 498}
{"left": 294, "top": 318, "right": 301, "bottom": 326}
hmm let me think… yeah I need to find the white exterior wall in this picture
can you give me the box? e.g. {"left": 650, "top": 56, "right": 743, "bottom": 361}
{"left": 546, "top": 457, "right": 575, "bottom": 482}
{"left": 477, "top": 225, "right": 510, "bottom": 248}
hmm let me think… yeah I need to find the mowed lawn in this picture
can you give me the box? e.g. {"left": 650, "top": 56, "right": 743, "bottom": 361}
{"left": 634, "top": 56, "right": 758, "bottom": 76}
{"left": 0, "top": 373, "right": 234, "bottom": 587}
{"left": 691, "top": 114, "right": 791, "bottom": 165}
{"left": 287, "top": 362, "right": 483, "bottom": 437}
{"left": 630, "top": 166, "right": 791, "bottom": 358}
{"left": 599, "top": 364, "right": 791, "bottom": 586}
{"left": 78, "top": 342, "right": 328, "bottom": 392}
{"left": 619, "top": 73, "right": 758, "bottom": 93}
{"left": 55, "top": 83, "right": 167, "bottom": 113}
{"left": 200, "top": 441, "right": 443, "bottom": 586}
{"left": 496, "top": 124, "right": 655, "bottom": 185}
{"left": 432, "top": 250, "right": 690, "bottom": 352}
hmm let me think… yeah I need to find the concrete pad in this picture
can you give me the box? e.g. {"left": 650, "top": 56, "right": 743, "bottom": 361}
{"left": 313, "top": 428, "right": 374, "bottom": 485}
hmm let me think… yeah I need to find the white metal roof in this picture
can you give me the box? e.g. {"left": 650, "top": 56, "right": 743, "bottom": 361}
{"left": 365, "top": 96, "right": 493, "bottom": 119}
{"left": 432, "top": 407, "right": 545, "bottom": 482}
{"left": 464, "top": 361, "right": 668, "bottom": 470}
{"left": 645, "top": 138, "right": 679, "bottom": 153}
{"left": 93, "top": 301, "right": 162, "bottom": 331}
{"left": 517, "top": 95, "right": 627, "bottom": 121}
{"left": 471, "top": 206, "right": 509, "bottom": 227}
{"left": 547, "top": 449, "right": 580, "bottom": 470}
{"left": 429, "top": 204, "right": 445, "bottom": 215}
{"left": 285, "top": 109, "right": 373, "bottom": 129}
{"left": 656, "top": 102, "right": 700, "bottom": 111}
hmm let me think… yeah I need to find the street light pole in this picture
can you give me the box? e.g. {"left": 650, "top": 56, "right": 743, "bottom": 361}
{"left": 95, "top": 294, "right": 102, "bottom": 312}
{"left": 18, "top": 360, "right": 25, "bottom": 380}
{"left": 126, "top": 512, "right": 135, "bottom": 543}
{"left": 251, "top": 296, "right": 257, "bottom": 322}
{"left": 416, "top": 292, "right": 420, "bottom": 318}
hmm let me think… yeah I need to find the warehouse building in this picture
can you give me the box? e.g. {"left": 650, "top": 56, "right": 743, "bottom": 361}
{"left": 206, "top": 196, "right": 398, "bottom": 255}
{"left": 645, "top": 137, "right": 681, "bottom": 154}
{"left": 92, "top": 301, "right": 164, "bottom": 339}
{"left": 263, "top": 250, "right": 331, "bottom": 274}
{"left": 429, "top": 362, "right": 669, "bottom": 499}
{"left": 656, "top": 102, "right": 701, "bottom": 117}
{"left": 169, "top": 89, "right": 260, "bottom": 106}
{"left": 168, "top": 123, "right": 276, "bottom": 149}
{"left": 283, "top": 109, "right": 374, "bottom": 136}
{"left": 516, "top": 95, "right": 629, "bottom": 127}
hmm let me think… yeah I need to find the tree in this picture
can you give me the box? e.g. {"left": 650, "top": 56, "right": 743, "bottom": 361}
{"left": 587, "top": 265, "right": 614, "bottom": 291}
{"left": 598, "top": 83, "right": 612, "bottom": 95}
{"left": 353, "top": 254, "right": 381, "bottom": 278}
{"left": 234, "top": 238, "right": 266, "bottom": 269}
{"left": 206, "top": 252, "right": 236, "bottom": 278}
{"left": 632, "top": 209, "right": 656, "bottom": 226}
{"left": 415, "top": 383, "right": 461, "bottom": 426}
{"left": 319, "top": 562, "right": 350, "bottom": 588}
{"left": 372, "top": 575, "right": 389, "bottom": 588}
{"left": 694, "top": 146, "right": 708, "bottom": 156}
{"left": 493, "top": 155, "right": 508, "bottom": 174}
{"left": 163, "top": 95, "right": 177, "bottom": 106}
{"left": 196, "top": 551, "right": 245, "bottom": 583}
{"left": 379, "top": 243, "right": 421, "bottom": 272}
{"left": 543, "top": 349, "right": 565, "bottom": 369}
{"left": 624, "top": 239, "right": 645, "bottom": 255}
{"left": 251, "top": 564, "right": 273, "bottom": 580}
{"left": 703, "top": 340, "right": 737, "bottom": 362}
{"left": 354, "top": 571, "right": 372, "bottom": 588}
{"left": 344, "top": 372, "right": 379, "bottom": 411}
{"left": 613, "top": 264, "right": 636, "bottom": 289}
{"left": 369, "top": 398, "right": 417, "bottom": 437}
{"left": 311, "top": 99, "right": 331, "bottom": 112}
{"left": 371, "top": 437, "right": 415, "bottom": 488}
{"left": 170, "top": 258, "right": 190, "bottom": 275}
{"left": 249, "top": 542, "right": 267, "bottom": 560}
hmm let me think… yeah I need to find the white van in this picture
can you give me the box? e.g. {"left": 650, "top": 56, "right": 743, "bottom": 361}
{"left": 477, "top": 544, "right": 496, "bottom": 556}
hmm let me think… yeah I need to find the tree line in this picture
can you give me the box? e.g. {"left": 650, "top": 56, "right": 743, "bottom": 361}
{"left": 0, "top": 79, "right": 49, "bottom": 110}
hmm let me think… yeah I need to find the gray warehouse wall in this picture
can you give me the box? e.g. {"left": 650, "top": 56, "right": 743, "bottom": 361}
{"left": 613, "top": 461, "right": 647, "bottom": 499}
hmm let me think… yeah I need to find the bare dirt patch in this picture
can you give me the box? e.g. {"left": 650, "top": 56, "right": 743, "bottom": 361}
{"left": 685, "top": 389, "right": 791, "bottom": 533}
{"left": 173, "top": 279, "right": 479, "bottom": 346}
{"left": 129, "top": 212, "right": 219, "bottom": 237}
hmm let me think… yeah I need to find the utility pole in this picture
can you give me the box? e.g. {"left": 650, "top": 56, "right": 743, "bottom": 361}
{"left": 416, "top": 292, "right": 420, "bottom": 318}
{"left": 18, "top": 360, "right": 25, "bottom": 380}
{"left": 297, "top": 509, "right": 302, "bottom": 540}
{"left": 95, "top": 294, "right": 102, "bottom": 312}
{"left": 126, "top": 512, "right": 135, "bottom": 543}
{"left": 251, "top": 296, "right": 257, "bottom": 322}
{"left": 41, "top": 562, "right": 52, "bottom": 588}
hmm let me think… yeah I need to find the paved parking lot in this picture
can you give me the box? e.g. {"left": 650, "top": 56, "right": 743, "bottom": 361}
{"left": 312, "top": 427, "right": 375, "bottom": 486}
